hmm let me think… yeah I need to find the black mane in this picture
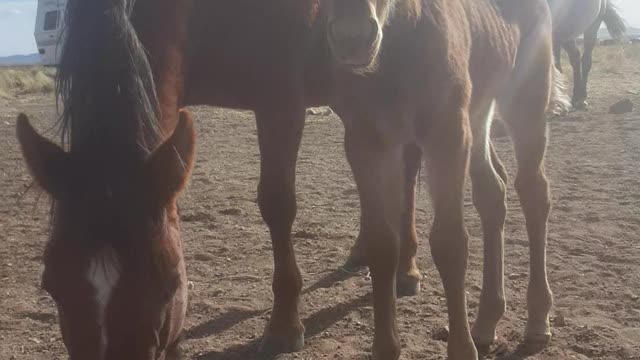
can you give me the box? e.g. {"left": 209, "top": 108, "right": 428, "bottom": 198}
{"left": 56, "top": 0, "right": 162, "bottom": 157}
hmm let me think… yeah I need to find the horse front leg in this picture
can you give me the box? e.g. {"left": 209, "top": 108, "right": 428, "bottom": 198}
{"left": 344, "top": 120, "right": 405, "bottom": 360}
{"left": 256, "top": 100, "right": 306, "bottom": 355}
{"left": 423, "top": 106, "right": 477, "bottom": 360}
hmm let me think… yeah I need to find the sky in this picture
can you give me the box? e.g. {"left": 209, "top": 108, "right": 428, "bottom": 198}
{"left": 0, "top": 0, "right": 639, "bottom": 57}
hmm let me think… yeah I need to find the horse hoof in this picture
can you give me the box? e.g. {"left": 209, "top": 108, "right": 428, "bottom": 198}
{"left": 524, "top": 331, "right": 551, "bottom": 349}
{"left": 259, "top": 331, "right": 305, "bottom": 355}
{"left": 396, "top": 274, "right": 421, "bottom": 297}
{"left": 572, "top": 100, "right": 588, "bottom": 111}
{"left": 471, "top": 332, "right": 497, "bottom": 354}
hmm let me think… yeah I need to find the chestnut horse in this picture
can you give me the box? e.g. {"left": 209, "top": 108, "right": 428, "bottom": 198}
{"left": 127, "top": 0, "right": 564, "bottom": 358}
{"left": 16, "top": 0, "right": 195, "bottom": 358}
{"left": 325, "top": 0, "right": 568, "bottom": 358}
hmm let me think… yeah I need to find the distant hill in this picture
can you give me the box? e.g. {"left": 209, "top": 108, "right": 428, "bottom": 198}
{"left": 0, "top": 54, "right": 41, "bottom": 67}
{"left": 598, "top": 26, "right": 640, "bottom": 40}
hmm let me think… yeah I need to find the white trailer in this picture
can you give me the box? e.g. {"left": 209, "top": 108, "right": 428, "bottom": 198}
{"left": 34, "top": 0, "right": 66, "bottom": 66}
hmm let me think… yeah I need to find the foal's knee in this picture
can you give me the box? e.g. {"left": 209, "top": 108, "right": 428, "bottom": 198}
{"left": 515, "top": 171, "right": 550, "bottom": 213}
{"left": 257, "top": 175, "right": 297, "bottom": 234}
{"left": 429, "top": 219, "right": 469, "bottom": 277}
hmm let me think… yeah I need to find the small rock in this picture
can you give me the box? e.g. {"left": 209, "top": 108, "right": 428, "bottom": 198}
{"left": 508, "top": 272, "right": 527, "bottom": 280}
{"left": 193, "top": 253, "right": 214, "bottom": 262}
{"left": 306, "top": 107, "right": 333, "bottom": 116}
{"left": 471, "top": 284, "right": 482, "bottom": 291}
{"left": 432, "top": 326, "right": 449, "bottom": 342}
{"left": 609, "top": 99, "right": 634, "bottom": 114}
{"left": 553, "top": 313, "right": 567, "bottom": 327}
{"left": 219, "top": 208, "right": 242, "bottom": 216}
{"left": 188, "top": 281, "right": 195, "bottom": 290}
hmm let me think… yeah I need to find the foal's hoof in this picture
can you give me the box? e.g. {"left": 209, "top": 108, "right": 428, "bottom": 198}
{"left": 472, "top": 334, "right": 497, "bottom": 355}
{"left": 396, "top": 273, "right": 421, "bottom": 297}
{"left": 523, "top": 331, "right": 551, "bottom": 351}
{"left": 259, "top": 331, "right": 304, "bottom": 355}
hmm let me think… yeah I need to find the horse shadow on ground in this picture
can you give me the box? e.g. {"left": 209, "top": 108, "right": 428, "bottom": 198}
{"left": 481, "top": 340, "right": 547, "bottom": 360}
{"left": 190, "top": 268, "right": 369, "bottom": 360}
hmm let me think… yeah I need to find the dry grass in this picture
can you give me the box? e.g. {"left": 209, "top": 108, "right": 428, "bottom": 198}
{"left": 0, "top": 66, "right": 56, "bottom": 99}
{"left": 592, "top": 43, "right": 640, "bottom": 74}
{"left": 558, "top": 43, "right": 640, "bottom": 81}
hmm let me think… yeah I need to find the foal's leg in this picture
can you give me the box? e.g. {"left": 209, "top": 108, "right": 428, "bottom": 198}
{"left": 256, "top": 103, "right": 306, "bottom": 354}
{"left": 498, "top": 62, "right": 554, "bottom": 347}
{"left": 578, "top": 20, "right": 602, "bottom": 109}
{"left": 345, "top": 144, "right": 423, "bottom": 297}
{"left": 344, "top": 123, "right": 405, "bottom": 360}
{"left": 563, "top": 40, "right": 583, "bottom": 109}
{"left": 424, "top": 108, "right": 477, "bottom": 360}
{"left": 469, "top": 102, "right": 509, "bottom": 349}
{"left": 396, "top": 143, "right": 423, "bottom": 296}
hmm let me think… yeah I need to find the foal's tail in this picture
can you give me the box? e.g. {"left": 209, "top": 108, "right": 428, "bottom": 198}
{"left": 56, "top": 0, "right": 161, "bottom": 152}
{"left": 548, "top": 66, "right": 570, "bottom": 114}
{"left": 603, "top": 1, "right": 627, "bottom": 41}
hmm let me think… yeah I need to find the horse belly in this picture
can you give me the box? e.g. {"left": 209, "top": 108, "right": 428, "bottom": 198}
{"left": 549, "top": 0, "right": 602, "bottom": 41}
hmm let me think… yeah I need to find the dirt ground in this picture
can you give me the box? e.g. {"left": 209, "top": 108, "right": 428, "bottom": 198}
{"left": 1, "top": 47, "right": 640, "bottom": 359}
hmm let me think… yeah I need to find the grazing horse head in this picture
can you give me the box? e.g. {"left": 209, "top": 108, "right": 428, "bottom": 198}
{"left": 16, "top": 111, "right": 195, "bottom": 360}
{"left": 15, "top": 0, "right": 195, "bottom": 357}
{"left": 326, "top": 0, "right": 396, "bottom": 70}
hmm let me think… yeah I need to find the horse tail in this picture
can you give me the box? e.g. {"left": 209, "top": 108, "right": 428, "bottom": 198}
{"left": 56, "top": 0, "right": 161, "bottom": 153}
{"left": 602, "top": 1, "right": 627, "bottom": 42}
{"left": 549, "top": 64, "right": 571, "bottom": 114}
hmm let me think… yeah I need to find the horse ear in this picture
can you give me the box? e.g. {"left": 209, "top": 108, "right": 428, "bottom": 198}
{"left": 146, "top": 109, "right": 195, "bottom": 205}
{"left": 16, "top": 113, "right": 69, "bottom": 196}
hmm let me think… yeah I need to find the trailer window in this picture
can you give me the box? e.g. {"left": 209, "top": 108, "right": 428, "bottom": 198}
{"left": 44, "top": 11, "right": 59, "bottom": 31}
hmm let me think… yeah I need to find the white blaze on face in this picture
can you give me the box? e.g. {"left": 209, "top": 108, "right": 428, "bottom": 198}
{"left": 86, "top": 248, "right": 121, "bottom": 358}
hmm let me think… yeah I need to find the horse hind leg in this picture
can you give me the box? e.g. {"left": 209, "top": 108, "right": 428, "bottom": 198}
{"left": 563, "top": 40, "right": 584, "bottom": 110}
{"left": 345, "top": 144, "right": 423, "bottom": 297}
{"left": 497, "top": 44, "right": 554, "bottom": 346}
{"left": 469, "top": 101, "right": 509, "bottom": 349}
{"left": 577, "top": 20, "right": 602, "bottom": 110}
{"left": 395, "top": 143, "right": 422, "bottom": 297}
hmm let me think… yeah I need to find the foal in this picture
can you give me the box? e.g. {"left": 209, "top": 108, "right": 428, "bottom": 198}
{"left": 326, "top": 0, "right": 566, "bottom": 358}
{"left": 17, "top": 0, "right": 194, "bottom": 358}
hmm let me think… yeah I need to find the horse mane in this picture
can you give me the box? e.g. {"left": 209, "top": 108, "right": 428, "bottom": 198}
{"left": 56, "top": 0, "right": 162, "bottom": 157}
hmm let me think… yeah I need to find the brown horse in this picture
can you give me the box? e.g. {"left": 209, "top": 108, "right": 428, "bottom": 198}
{"left": 16, "top": 0, "right": 195, "bottom": 358}
{"left": 80, "top": 0, "right": 561, "bottom": 359}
